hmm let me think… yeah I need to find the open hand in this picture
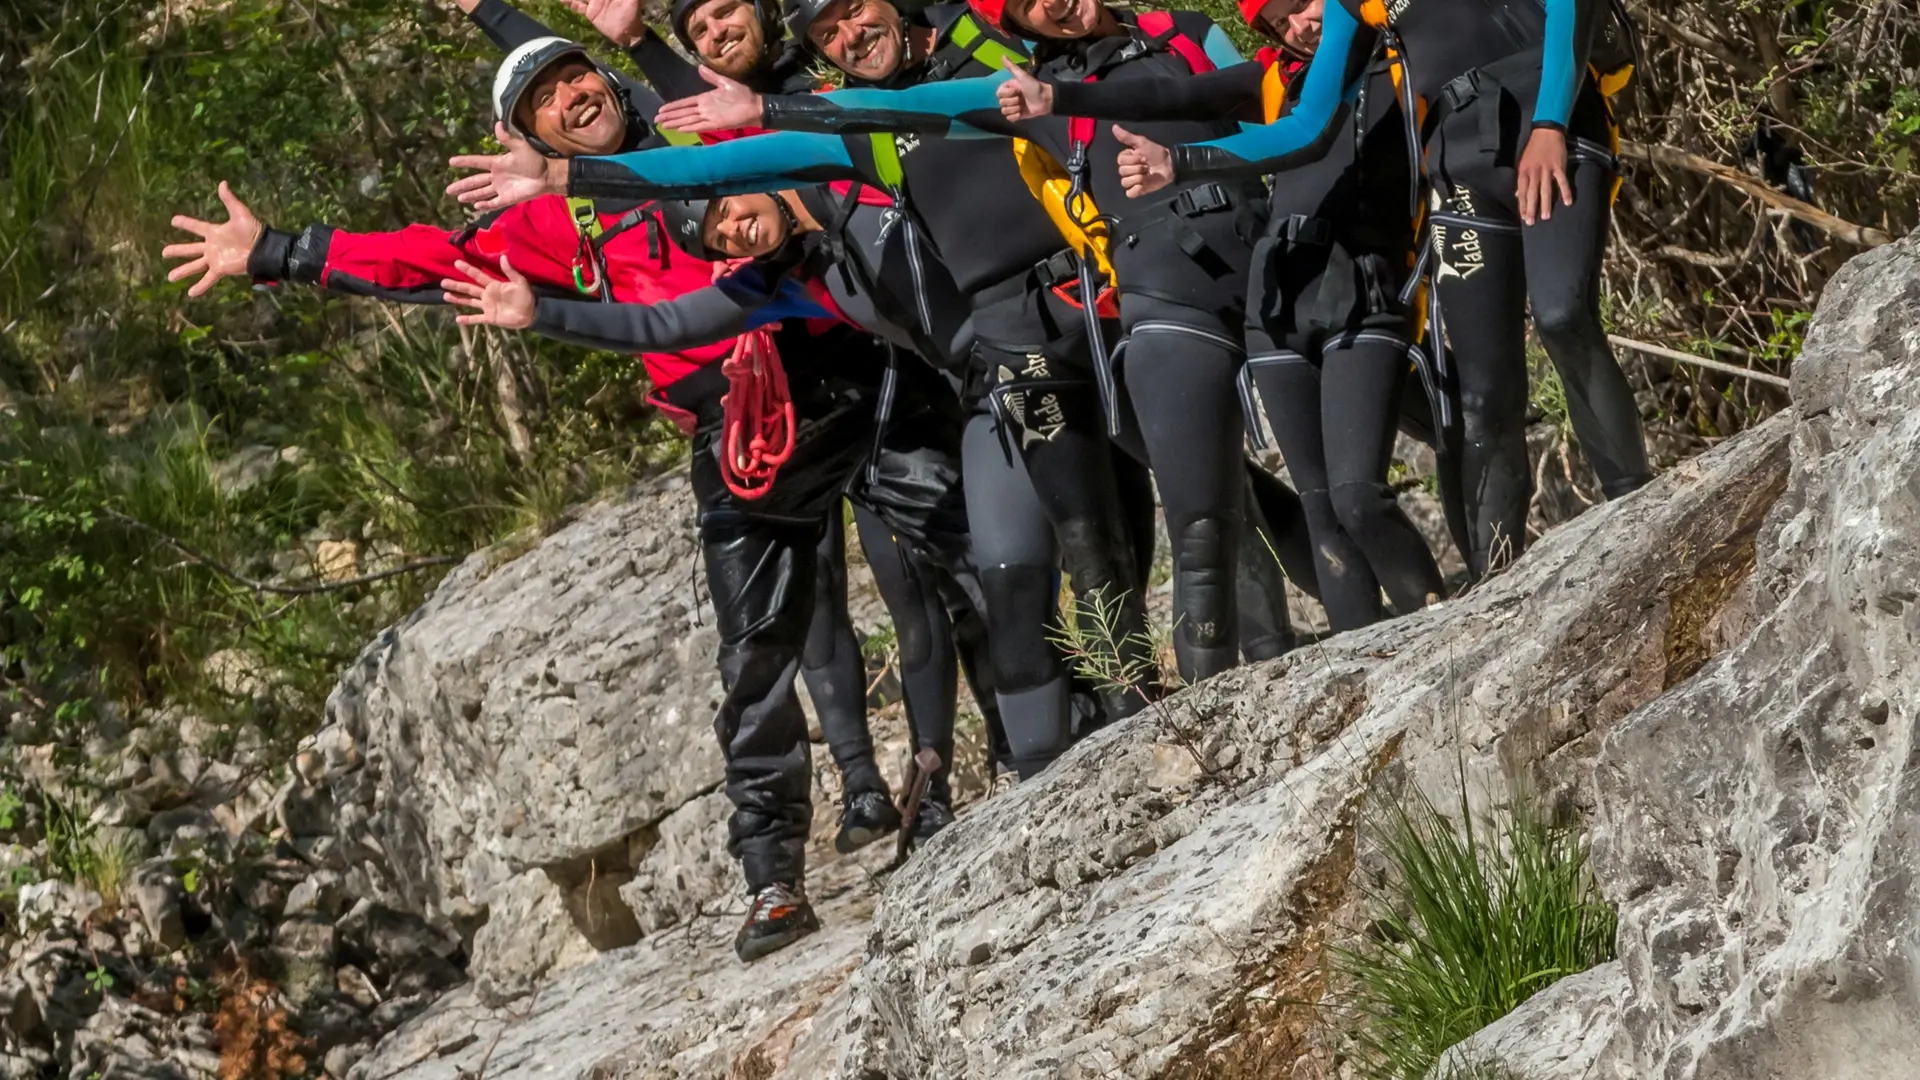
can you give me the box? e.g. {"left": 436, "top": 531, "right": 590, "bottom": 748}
{"left": 1516, "top": 126, "right": 1572, "bottom": 225}
{"left": 163, "top": 182, "right": 262, "bottom": 297}
{"left": 564, "top": 0, "right": 650, "bottom": 48}
{"left": 447, "top": 122, "right": 563, "bottom": 211}
{"left": 997, "top": 58, "right": 1053, "bottom": 121}
{"left": 442, "top": 256, "right": 537, "bottom": 329}
{"left": 654, "top": 66, "right": 763, "bottom": 134}
{"left": 1113, "top": 125, "right": 1173, "bottom": 198}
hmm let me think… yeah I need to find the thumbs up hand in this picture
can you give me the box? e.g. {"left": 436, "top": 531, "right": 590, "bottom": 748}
{"left": 997, "top": 59, "right": 1054, "bottom": 121}
{"left": 1112, "top": 125, "right": 1174, "bottom": 198}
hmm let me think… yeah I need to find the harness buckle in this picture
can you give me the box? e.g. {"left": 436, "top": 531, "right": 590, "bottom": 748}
{"left": 1441, "top": 69, "right": 1483, "bottom": 111}
{"left": 1171, "top": 182, "right": 1232, "bottom": 217}
{"left": 1036, "top": 249, "right": 1079, "bottom": 287}
{"left": 1279, "top": 214, "right": 1332, "bottom": 246}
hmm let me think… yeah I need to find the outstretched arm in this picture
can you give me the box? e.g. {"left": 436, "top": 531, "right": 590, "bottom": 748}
{"left": 657, "top": 66, "right": 1024, "bottom": 138}
{"left": 1163, "top": 1, "right": 1370, "bottom": 183}
{"left": 1048, "top": 62, "right": 1265, "bottom": 125}
{"left": 459, "top": 0, "right": 559, "bottom": 51}
{"left": 568, "top": 130, "right": 873, "bottom": 201}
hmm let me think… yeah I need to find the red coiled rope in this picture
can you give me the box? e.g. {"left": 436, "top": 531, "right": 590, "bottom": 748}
{"left": 718, "top": 328, "right": 796, "bottom": 500}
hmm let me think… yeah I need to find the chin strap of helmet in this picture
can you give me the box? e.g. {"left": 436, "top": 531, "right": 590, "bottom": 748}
{"left": 718, "top": 327, "right": 797, "bottom": 500}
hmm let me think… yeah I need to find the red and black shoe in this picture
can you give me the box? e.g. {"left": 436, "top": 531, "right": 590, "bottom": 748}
{"left": 734, "top": 882, "right": 822, "bottom": 963}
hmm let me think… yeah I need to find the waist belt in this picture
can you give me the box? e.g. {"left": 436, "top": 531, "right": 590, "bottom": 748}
{"left": 972, "top": 249, "right": 1082, "bottom": 308}
{"left": 1434, "top": 47, "right": 1547, "bottom": 154}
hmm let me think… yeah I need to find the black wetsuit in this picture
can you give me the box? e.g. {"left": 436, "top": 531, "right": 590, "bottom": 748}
{"left": 1169, "top": 0, "right": 1652, "bottom": 577}
{"left": 567, "top": 4, "right": 1165, "bottom": 773}
{"left": 475, "top": 0, "right": 988, "bottom": 822}
{"left": 1049, "top": 53, "right": 1446, "bottom": 629}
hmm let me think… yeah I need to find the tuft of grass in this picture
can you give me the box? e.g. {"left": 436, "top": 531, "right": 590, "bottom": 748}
{"left": 1331, "top": 784, "right": 1616, "bottom": 1080}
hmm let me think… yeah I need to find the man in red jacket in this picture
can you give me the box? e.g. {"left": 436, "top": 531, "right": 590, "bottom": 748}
{"left": 166, "top": 154, "right": 964, "bottom": 962}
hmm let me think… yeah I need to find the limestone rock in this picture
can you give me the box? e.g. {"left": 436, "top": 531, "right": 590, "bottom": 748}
{"left": 468, "top": 871, "right": 595, "bottom": 1007}
{"left": 1588, "top": 231, "right": 1920, "bottom": 1078}
{"left": 618, "top": 791, "right": 734, "bottom": 936}
{"left": 1430, "top": 962, "right": 1628, "bottom": 1080}
{"left": 318, "top": 474, "right": 726, "bottom": 937}
{"left": 127, "top": 858, "right": 186, "bottom": 951}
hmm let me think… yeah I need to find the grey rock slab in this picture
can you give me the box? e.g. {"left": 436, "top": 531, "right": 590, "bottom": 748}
{"left": 319, "top": 475, "right": 727, "bottom": 935}
{"left": 1430, "top": 962, "right": 1630, "bottom": 1080}
{"left": 349, "top": 856, "right": 877, "bottom": 1080}
{"left": 1590, "top": 231, "right": 1920, "bottom": 1079}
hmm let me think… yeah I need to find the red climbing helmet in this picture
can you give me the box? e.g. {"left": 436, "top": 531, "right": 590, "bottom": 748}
{"left": 1238, "top": 0, "right": 1269, "bottom": 28}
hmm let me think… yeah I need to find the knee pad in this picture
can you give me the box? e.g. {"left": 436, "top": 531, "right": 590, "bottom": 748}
{"left": 1172, "top": 515, "right": 1235, "bottom": 650}
{"left": 979, "top": 564, "right": 1061, "bottom": 693}
{"left": 1053, "top": 517, "right": 1134, "bottom": 604}
{"left": 1329, "top": 481, "right": 1400, "bottom": 539}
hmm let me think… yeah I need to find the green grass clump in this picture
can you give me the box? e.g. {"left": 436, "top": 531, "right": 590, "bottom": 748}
{"left": 1333, "top": 785, "right": 1616, "bottom": 1080}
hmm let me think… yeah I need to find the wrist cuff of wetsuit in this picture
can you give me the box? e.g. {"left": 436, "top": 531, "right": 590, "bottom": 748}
{"left": 247, "top": 227, "right": 295, "bottom": 283}
{"left": 285, "top": 225, "right": 335, "bottom": 285}
{"left": 1169, "top": 144, "right": 1236, "bottom": 182}
{"left": 1530, "top": 120, "right": 1567, "bottom": 134}
{"left": 529, "top": 300, "right": 568, "bottom": 339}
{"left": 759, "top": 93, "right": 830, "bottom": 130}
{"left": 568, "top": 158, "right": 645, "bottom": 201}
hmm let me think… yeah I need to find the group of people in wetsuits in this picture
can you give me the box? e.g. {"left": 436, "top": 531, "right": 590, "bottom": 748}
{"left": 163, "top": 0, "right": 1651, "bottom": 963}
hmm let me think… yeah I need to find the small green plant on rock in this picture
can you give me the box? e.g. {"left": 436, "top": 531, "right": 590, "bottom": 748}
{"left": 1332, "top": 784, "right": 1615, "bottom": 1080}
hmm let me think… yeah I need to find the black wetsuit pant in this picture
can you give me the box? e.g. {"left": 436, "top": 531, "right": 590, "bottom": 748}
{"left": 803, "top": 500, "right": 988, "bottom": 808}
{"left": 1246, "top": 236, "right": 1446, "bottom": 632}
{"left": 1116, "top": 293, "right": 1250, "bottom": 683}
{"left": 1428, "top": 75, "right": 1652, "bottom": 575}
{"left": 698, "top": 351, "right": 971, "bottom": 892}
{"left": 962, "top": 275, "right": 1157, "bottom": 777}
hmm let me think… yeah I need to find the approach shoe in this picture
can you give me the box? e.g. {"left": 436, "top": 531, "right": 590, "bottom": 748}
{"left": 910, "top": 799, "right": 954, "bottom": 845}
{"left": 734, "top": 882, "right": 821, "bottom": 963}
{"left": 834, "top": 788, "right": 901, "bottom": 854}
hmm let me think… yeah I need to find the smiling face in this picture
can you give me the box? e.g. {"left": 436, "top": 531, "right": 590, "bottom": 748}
{"left": 515, "top": 59, "right": 625, "bottom": 156}
{"left": 702, "top": 194, "right": 791, "bottom": 260}
{"left": 1258, "top": 0, "right": 1323, "bottom": 54}
{"left": 685, "top": 0, "right": 769, "bottom": 79}
{"left": 1007, "top": 0, "right": 1109, "bottom": 39}
{"left": 807, "top": 0, "right": 906, "bottom": 83}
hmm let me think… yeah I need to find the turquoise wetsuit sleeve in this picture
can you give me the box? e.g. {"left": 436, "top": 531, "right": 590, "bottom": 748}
{"left": 568, "top": 131, "right": 872, "bottom": 201}
{"left": 1167, "top": 0, "right": 1365, "bottom": 182}
{"left": 1532, "top": 0, "right": 1595, "bottom": 130}
{"left": 759, "top": 74, "right": 1019, "bottom": 139}
{"left": 1200, "top": 22, "right": 1245, "bottom": 69}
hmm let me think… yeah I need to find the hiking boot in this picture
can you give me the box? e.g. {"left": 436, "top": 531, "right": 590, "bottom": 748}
{"left": 834, "top": 788, "right": 901, "bottom": 855}
{"left": 911, "top": 799, "right": 954, "bottom": 845}
{"left": 734, "top": 882, "right": 821, "bottom": 963}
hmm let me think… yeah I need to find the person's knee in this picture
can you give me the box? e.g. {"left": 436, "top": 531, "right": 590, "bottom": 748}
{"left": 1456, "top": 385, "right": 1528, "bottom": 443}
{"left": 1530, "top": 290, "right": 1602, "bottom": 352}
{"left": 1329, "top": 481, "right": 1399, "bottom": 540}
{"left": 1173, "top": 515, "right": 1236, "bottom": 647}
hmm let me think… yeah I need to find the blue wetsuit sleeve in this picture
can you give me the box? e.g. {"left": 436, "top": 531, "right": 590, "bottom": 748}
{"left": 1199, "top": 22, "right": 1245, "bottom": 69}
{"left": 568, "top": 132, "right": 873, "bottom": 201}
{"left": 1532, "top": 0, "right": 1594, "bottom": 130}
{"left": 1167, "top": 1, "right": 1366, "bottom": 182}
{"left": 760, "top": 74, "right": 1021, "bottom": 139}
